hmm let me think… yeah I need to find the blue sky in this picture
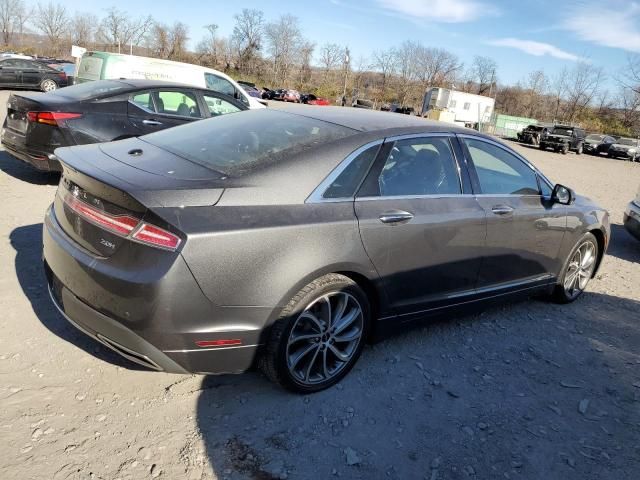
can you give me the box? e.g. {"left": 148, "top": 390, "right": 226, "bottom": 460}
{"left": 63, "top": 0, "right": 638, "bottom": 87}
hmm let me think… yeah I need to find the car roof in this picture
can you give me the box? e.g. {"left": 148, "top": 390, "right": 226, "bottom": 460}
{"left": 270, "top": 104, "right": 471, "bottom": 134}
{"left": 108, "top": 78, "right": 210, "bottom": 91}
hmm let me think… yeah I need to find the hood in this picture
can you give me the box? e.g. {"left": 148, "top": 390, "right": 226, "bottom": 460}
{"left": 611, "top": 143, "right": 636, "bottom": 150}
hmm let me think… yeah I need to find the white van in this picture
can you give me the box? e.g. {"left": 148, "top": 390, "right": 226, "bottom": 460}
{"left": 76, "top": 51, "right": 264, "bottom": 109}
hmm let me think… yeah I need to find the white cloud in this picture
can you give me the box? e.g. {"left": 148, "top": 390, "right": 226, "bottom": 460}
{"left": 487, "top": 38, "right": 583, "bottom": 61}
{"left": 376, "top": 0, "right": 492, "bottom": 23}
{"left": 563, "top": 3, "right": 640, "bottom": 53}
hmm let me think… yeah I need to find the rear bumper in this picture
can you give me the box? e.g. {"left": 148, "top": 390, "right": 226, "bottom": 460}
{"left": 43, "top": 205, "right": 264, "bottom": 375}
{"left": 624, "top": 202, "right": 640, "bottom": 241}
{"left": 1, "top": 139, "right": 61, "bottom": 171}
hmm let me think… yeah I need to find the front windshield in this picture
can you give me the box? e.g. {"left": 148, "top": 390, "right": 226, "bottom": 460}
{"left": 554, "top": 127, "right": 573, "bottom": 136}
{"left": 618, "top": 138, "right": 637, "bottom": 146}
{"left": 586, "top": 134, "right": 604, "bottom": 142}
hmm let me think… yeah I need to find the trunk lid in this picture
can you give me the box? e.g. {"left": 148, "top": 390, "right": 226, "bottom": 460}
{"left": 5, "top": 92, "right": 79, "bottom": 134}
{"left": 54, "top": 140, "right": 227, "bottom": 257}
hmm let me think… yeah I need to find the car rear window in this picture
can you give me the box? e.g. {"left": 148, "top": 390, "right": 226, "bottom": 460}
{"left": 53, "top": 80, "right": 129, "bottom": 100}
{"left": 141, "top": 109, "right": 357, "bottom": 176}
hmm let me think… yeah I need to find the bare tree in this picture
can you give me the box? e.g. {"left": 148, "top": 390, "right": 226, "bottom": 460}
{"left": 468, "top": 55, "right": 497, "bottom": 95}
{"left": 71, "top": 12, "right": 97, "bottom": 47}
{"left": 563, "top": 62, "right": 605, "bottom": 122}
{"left": 617, "top": 86, "right": 640, "bottom": 131}
{"left": 525, "top": 70, "right": 548, "bottom": 119}
{"left": 297, "top": 40, "right": 314, "bottom": 87}
{"left": 13, "top": 1, "right": 30, "bottom": 47}
{"left": 149, "top": 22, "right": 189, "bottom": 61}
{"left": 319, "top": 43, "right": 342, "bottom": 79}
{"left": 416, "top": 47, "right": 461, "bottom": 88}
{"left": 232, "top": 9, "right": 264, "bottom": 74}
{"left": 32, "top": 2, "right": 69, "bottom": 55}
{"left": 0, "top": 0, "right": 21, "bottom": 45}
{"left": 264, "top": 14, "right": 302, "bottom": 85}
{"left": 372, "top": 48, "right": 396, "bottom": 104}
{"left": 97, "top": 7, "right": 153, "bottom": 52}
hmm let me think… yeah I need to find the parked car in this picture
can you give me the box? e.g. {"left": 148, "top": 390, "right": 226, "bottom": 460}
{"left": 607, "top": 137, "right": 640, "bottom": 161}
{"left": 48, "top": 62, "right": 76, "bottom": 86}
{"left": 76, "top": 51, "right": 264, "bottom": 109}
{"left": 583, "top": 134, "right": 616, "bottom": 155}
{"left": 269, "top": 88, "right": 287, "bottom": 101}
{"left": 261, "top": 87, "right": 274, "bottom": 100}
{"left": 0, "top": 52, "right": 32, "bottom": 60}
{"left": 0, "top": 57, "right": 68, "bottom": 92}
{"left": 624, "top": 184, "right": 640, "bottom": 241}
{"left": 352, "top": 98, "right": 374, "bottom": 109}
{"left": 517, "top": 124, "right": 553, "bottom": 146}
{"left": 301, "top": 93, "right": 330, "bottom": 106}
{"left": 539, "top": 125, "right": 586, "bottom": 154}
{"left": 1, "top": 79, "right": 246, "bottom": 172}
{"left": 283, "top": 89, "right": 301, "bottom": 103}
{"left": 237, "top": 80, "right": 262, "bottom": 98}
{"left": 43, "top": 106, "right": 609, "bottom": 393}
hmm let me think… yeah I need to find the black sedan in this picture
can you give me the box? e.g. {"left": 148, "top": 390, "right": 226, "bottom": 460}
{"left": 583, "top": 134, "right": 616, "bottom": 155}
{"left": 0, "top": 57, "right": 68, "bottom": 92}
{"left": 43, "top": 107, "right": 610, "bottom": 393}
{"left": 1, "top": 79, "right": 246, "bottom": 172}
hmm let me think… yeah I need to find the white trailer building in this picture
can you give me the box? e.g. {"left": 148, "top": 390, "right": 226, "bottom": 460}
{"left": 421, "top": 87, "right": 495, "bottom": 127}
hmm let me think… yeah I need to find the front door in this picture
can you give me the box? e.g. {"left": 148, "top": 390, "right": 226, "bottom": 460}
{"left": 460, "top": 135, "right": 566, "bottom": 291}
{"left": 354, "top": 135, "right": 486, "bottom": 316}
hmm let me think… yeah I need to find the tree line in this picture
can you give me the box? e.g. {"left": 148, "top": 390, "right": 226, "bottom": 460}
{"left": 1, "top": 1, "right": 639, "bottom": 135}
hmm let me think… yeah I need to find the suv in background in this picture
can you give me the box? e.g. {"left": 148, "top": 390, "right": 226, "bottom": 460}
{"left": 518, "top": 124, "right": 553, "bottom": 146}
{"left": 540, "top": 125, "right": 586, "bottom": 155}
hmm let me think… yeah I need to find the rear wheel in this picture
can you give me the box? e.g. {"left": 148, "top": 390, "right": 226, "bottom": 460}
{"left": 553, "top": 233, "right": 598, "bottom": 303}
{"left": 40, "top": 79, "right": 58, "bottom": 92}
{"left": 576, "top": 143, "right": 583, "bottom": 155}
{"left": 561, "top": 144, "right": 569, "bottom": 155}
{"left": 260, "top": 274, "right": 370, "bottom": 393}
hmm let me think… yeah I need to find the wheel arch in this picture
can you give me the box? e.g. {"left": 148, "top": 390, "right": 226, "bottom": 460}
{"left": 589, "top": 227, "right": 606, "bottom": 277}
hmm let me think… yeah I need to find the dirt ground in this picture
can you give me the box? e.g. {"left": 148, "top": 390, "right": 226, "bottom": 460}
{"left": 1, "top": 90, "right": 639, "bottom": 480}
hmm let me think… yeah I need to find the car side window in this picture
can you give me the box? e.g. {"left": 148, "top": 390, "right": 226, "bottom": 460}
{"left": 204, "top": 73, "right": 236, "bottom": 96}
{"left": 1, "top": 59, "right": 18, "bottom": 67}
{"left": 464, "top": 138, "right": 540, "bottom": 195}
{"left": 324, "top": 144, "right": 380, "bottom": 199}
{"left": 154, "top": 90, "right": 201, "bottom": 118}
{"left": 375, "top": 137, "right": 461, "bottom": 197}
{"left": 202, "top": 94, "right": 242, "bottom": 117}
{"left": 130, "top": 92, "right": 154, "bottom": 112}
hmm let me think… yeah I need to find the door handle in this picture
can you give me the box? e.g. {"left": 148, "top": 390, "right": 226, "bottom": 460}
{"left": 142, "top": 119, "right": 162, "bottom": 126}
{"left": 379, "top": 210, "right": 414, "bottom": 225}
{"left": 491, "top": 205, "right": 515, "bottom": 216}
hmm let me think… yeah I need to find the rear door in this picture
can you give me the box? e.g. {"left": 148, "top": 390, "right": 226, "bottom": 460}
{"left": 460, "top": 135, "right": 566, "bottom": 291}
{"left": 128, "top": 88, "right": 204, "bottom": 135}
{"left": 354, "top": 134, "right": 486, "bottom": 316}
{"left": 20, "top": 60, "right": 44, "bottom": 87}
{"left": 0, "top": 59, "right": 19, "bottom": 86}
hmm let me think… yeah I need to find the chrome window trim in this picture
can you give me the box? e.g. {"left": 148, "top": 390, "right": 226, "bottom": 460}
{"left": 356, "top": 194, "right": 467, "bottom": 202}
{"left": 306, "top": 139, "right": 383, "bottom": 203}
{"left": 458, "top": 133, "right": 555, "bottom": 194}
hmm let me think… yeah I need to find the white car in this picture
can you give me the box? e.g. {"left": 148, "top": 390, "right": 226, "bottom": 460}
{"left": 624, "top": 185, "right": 640, "bottom": 241}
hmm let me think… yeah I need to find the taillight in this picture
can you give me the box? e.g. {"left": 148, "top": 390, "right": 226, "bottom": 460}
{"left": 132, "top": 224, "right": 181, "bottom": 250}
{"left": 63, "top": 192, "right": 181, "bottom": 251}
{"left": 27, "top": 111, "right": 82, "bottom": 126}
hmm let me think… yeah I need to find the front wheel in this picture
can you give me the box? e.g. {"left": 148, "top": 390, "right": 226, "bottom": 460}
{"left": 553, "top": 233, "right": 598, "bottom": 303}
{"left": 561, "top": 144, "right": 569, "bottom": 155}
{"left": 260, "top": 274, "right": 370, "bottom": 393}
{"left": 576, "top": 143, "right": 583, "bottom": 155}
{"left": 40, "top": 79, "right": 58, "bottom": 92}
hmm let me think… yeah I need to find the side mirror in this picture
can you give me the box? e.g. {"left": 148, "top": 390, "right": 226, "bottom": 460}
{"left": 552, "top": 184, "right": 574, "bottom": 205}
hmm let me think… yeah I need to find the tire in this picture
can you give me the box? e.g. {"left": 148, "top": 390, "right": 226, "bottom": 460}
{"left": 552, "top": 232, "right": 599, "bottom": 304}
{"left": 576, "top": 143, "right": 583, "bottom": 155}
{"left": 40, "top": 79, "right": 58, "bottom": 92}
{"left": 259, "top": 274, "right": 371, "bottom": 393}
{"left": 561, "top": 144, "right": 569, "bottom": 155}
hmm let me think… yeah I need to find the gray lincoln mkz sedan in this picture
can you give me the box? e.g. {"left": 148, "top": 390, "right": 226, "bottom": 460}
{"left": 43, "top": 106, "right": 610, "bottom": 392}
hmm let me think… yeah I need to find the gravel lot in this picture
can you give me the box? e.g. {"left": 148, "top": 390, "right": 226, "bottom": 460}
{"left": 1, "top": 90, "right": 639, "bottom": 480}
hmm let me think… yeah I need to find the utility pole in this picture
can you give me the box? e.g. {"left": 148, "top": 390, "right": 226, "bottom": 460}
{"left": 342, "top": 47, "right": 350, "bottom": 107}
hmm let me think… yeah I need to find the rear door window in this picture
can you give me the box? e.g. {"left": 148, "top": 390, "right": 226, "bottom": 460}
{"left": 130, "top": 92, "right": 153, "bottom": 112}
{"left": 154, "top": 90, "right": 201, "bottom": 118}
